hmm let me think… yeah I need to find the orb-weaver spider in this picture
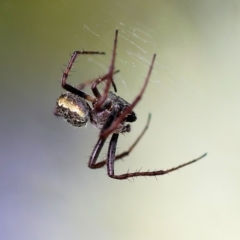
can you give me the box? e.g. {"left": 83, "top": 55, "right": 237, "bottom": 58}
{"left": 54, "top": 30, "right": 207, "bottom": 180}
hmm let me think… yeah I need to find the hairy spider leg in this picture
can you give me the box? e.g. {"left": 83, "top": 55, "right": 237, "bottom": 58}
{"left": 88, "top": 54, "right": 155, "bottom": 169}
{"left": 107, "top": 135, "right": 207, "bottom": 179}
{"left": 101, "top": 54, "right": 156, "bottom": 139}
{"left": 61, "top": 51, "right": 107, "bottom": 102}
{"left": 91, "top": 70, "right": 120, "bottom": 98}
{"left": 94, "top": 30, "right": 118, "bottom": 111}
{"left": 54, "top": 51, "right": 106, "bottom": 116}
{"left": 90, "top": 113, "right": 151, "bottom": 169}
{"left": 77, "top": 70, "right": 120, "bottom": 92}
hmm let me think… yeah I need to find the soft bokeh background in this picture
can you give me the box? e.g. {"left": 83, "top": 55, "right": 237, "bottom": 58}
{"left": 1, "top": 0, "right": 240, "bottom": 239}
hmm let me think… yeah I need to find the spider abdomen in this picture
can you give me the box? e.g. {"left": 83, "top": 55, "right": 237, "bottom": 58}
{"left": 56, "top": 92, "right": 90, "bottom": 127}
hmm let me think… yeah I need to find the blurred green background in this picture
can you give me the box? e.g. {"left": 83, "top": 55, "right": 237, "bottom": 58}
{"left": 1, "top": 0, "right": 240, "bottom": 239}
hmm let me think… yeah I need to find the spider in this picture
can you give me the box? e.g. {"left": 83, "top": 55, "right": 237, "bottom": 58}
{"left": 54, "top": 30, "right": 207, "bottom": 180}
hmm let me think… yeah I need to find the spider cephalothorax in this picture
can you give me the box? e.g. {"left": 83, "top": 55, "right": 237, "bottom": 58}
{"left": 54, "top": 30, "right": 207, "bottom": 180}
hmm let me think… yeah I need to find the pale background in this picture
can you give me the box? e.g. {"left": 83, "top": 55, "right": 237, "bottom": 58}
{"left": 1, "top": 0, "right": 240, "bottom": 239}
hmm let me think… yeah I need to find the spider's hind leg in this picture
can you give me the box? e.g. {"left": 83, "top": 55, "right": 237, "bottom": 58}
{"left": 108, "top": 153, "right": 207, "bottom": 180}
{"left": 88, "top": 114, "right": 151, "bottom": 169}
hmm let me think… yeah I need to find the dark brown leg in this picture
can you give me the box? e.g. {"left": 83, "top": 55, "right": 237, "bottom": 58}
{"left": 94, "top": 30, "right": 118, "bottom": 111}
{"left": 61, "top": 51, "right": 105, "bottom": 87}
{"left": 90, "top": 114, "right": 151, "bottom": 168}
{"left": 88, "top": 138, "right": 106, "bottom": 169}
{"left": 77, "top": 70, "right": 119, "bottom": 92}
{"left": 107, "top": 133, "right": 119, "bottom": 176}
{"left": 61, "top": 51, "right": 106, "bottom": 103}
{"left": 91, "top": 70, "right": 119, "bottom": 98}
{"left": 96, "top": 117, "right": 207, "bottom": 179}
{"left": 108, "top": 153, "right": 207, "bottom": 180}
{"left": 54, "top": 51, "right": 106, "bottom": 116}
{"left": 88, "top": 104, "right": 120, "bottom": 169}
{"left": 100, "top": 54, "right": 156, "bottom": 139}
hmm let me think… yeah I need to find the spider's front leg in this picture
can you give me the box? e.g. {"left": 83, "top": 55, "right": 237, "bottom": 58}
{"left": 77, "top": 70, "right": 119, "bottom": 92}
{"left": 94, "top": 30, "right": 119, "bottom": 112}
{"left": 100, "top": 54, "right": 156, "bottom": 139}
{"left": 60, "top": 51, "right": 105, "bottom": 103}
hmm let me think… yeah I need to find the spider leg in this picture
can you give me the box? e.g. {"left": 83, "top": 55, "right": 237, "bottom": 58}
{"left": 62, "top": 50, "right": 105, "bottom": 86}
{"left": 107, "top": 133, "right": 119, "bottom": 176}
{"left": 88, "top": 104, "right": 121, "bottom": 169}
{"left": 94, "top": 30, "right": 118, "bottom": 111}
{"left": 90, "top": 113, "right": 151, "bottom": 169}
{"left": 88, "top": 52, "right": 156, "bottom": 169}
{"left": 91, "top": 69, "right": 119, "bottom": 99}
{"left": 88, "top": 137, "right": 107, "bottom": 169}
{"left": 115, "top": 113, "right": 151, "bottom": 159}
{"left": 100, "top": 53, "right": 156, "bottom": 139}
{"left": 90, "top": 109, "right": 207, "bottom": 179}
{"left": 107, "top": 149, "right": 207, "bottom": 180}
{"left": 61, "top": 51, "right": 106, "bottom": 103}
{"left": 77, "top": 70, "right": 119, "bottom": 92}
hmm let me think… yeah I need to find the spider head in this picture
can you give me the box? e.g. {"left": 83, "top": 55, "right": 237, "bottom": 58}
{"left": 55, "top": 92, "right": 90, "bottom": 127}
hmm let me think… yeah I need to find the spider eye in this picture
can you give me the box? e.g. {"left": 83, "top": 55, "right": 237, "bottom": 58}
{"left": 56, "top": 93, "right": 90, "bottom": 127}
